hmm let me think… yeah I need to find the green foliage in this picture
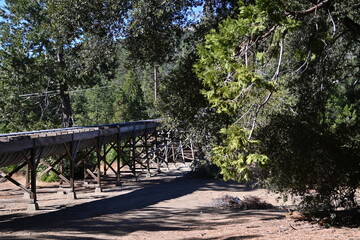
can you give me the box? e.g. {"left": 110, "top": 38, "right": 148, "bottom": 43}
{"left": 159, "top": 52, "right": 207, "bottom": 122}
{"left": 71, "top": 69, "right": 149, "bottom": 125}
{"left": 195, "top": 1, "right": 298, "bottom": 114}
{"left": 39, "top": 171, "right": 59, "bottom": 183}
{"left": 0, "top": 0, "right": 123, "bottom": 130}
{"left": 259, "top": 113, "right": 360, "bottom": 214}
{"left": 194, "top": 0, "right": 292, "bottom": 180}
{"left": 0, "top": 165, "right": 22, "bottom": 174}
{"left": 113, "top": 69, "right": 148, "bottom": 122}
{"left": 125, "top": 0, "right": 196, "bottom": 65}
{"left": 71, "top": 83, "right": 118, "bottom": 126}
{"left": 195, "top": 0, "right": 360, "bottom": 216}
{"left": 212, "top": 125, "right": 267, "bottom": 181}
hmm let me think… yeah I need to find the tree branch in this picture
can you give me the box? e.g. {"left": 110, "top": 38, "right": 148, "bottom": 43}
{"left": 259, "top": 26, "right": 277, "bottom": 41}
{"left": 248, "top": 92, "right": 272, "bottom": 140}
{"left": 234, "top": 26, "right": 277, "bottom": 58}
{"left": 328, "top": 9, "right": 336, "bottom": 36}
{"left": 287, "top": 0, "right": 333, "bottom": 18}
{"left": 343, "top": 17, "right": 360, "bottom": 37}
{"left": 234, "top": 104, "right": 255, "bottom": 124}
{"left": 272, "top": 36, "right": 284, "bottom": 80}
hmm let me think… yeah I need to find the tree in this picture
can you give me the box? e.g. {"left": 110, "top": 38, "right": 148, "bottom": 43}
{"left": 154, "top": 0, "right": 244, "bottom": 166}
{"left": 124, "top": 0, "right": 203, "bottom": 103}
{"left": 70, "top": 42, "right": 151, "bottom": 126}
{"left": 195, "top": 0, "right": 360, "bottom": 216}
{"left": 0, "top": 0, "right": 126, "bottom": 130}
{"left": 113, "top": 69, "right": 148, "bottom": 122}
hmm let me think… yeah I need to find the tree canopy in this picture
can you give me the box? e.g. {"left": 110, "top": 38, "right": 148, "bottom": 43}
{"left": 0, "top": 0, "right": 127, "bottom": 129}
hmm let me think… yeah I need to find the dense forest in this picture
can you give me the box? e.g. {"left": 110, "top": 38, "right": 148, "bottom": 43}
{"left": 1, "top": 0, "right": 360, "bottom": 220}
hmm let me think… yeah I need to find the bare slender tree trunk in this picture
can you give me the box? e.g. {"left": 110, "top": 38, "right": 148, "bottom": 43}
{"left": 154, "top": 64, "right": 158, "bottom": 102}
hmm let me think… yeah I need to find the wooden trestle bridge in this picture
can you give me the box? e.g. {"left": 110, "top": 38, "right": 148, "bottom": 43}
{"left": 0, "top": 119, "right": 195, "bottom": 210}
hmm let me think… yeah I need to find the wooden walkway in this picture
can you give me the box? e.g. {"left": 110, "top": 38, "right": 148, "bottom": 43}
{"left": 0, "top": 120, "right": 195, "bottom": 210}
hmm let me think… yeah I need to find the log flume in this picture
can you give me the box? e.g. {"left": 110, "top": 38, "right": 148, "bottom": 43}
{"left": 0, "top": 119, "right": 195, "bottom": 210}
{"left": 0, "top": 119, "right": 161, "bottom": 167}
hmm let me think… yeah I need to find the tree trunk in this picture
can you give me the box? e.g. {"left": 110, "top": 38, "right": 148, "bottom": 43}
{"left": 57, "top": 46, "right": 73, "bottom": 128}
{"left": 60, "top": 83, "right": 73, "bottom": 128}
{"left": 154, "top": 64, "right": 158, "bottom": 102}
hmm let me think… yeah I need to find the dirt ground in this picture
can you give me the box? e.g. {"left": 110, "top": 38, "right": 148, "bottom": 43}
{"left": 0, "top": 165, "right": 359, "bottom": 240}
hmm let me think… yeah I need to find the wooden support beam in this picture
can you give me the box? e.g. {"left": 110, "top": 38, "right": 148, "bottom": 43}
{"left": 131, "top": 127, "right": 137, "bottom": 179}
{"left": 38, "top": 159, "right": 71, "bottom": 185}
{"left": 102, "top": 140, "right": 117, "bottom": 176}
{"left": 171, "top": 134, "right": 176, "bottom": 164}
{"left": 0, "top": 170, "right": 31, "bottom": 194}
{"left": 26, "top": 164, "right": 30, "bottom": 188}
{"left": 37, "top": 154, "right": 65, "bottom": 177}
{"left": 144, "top": 125, "right": 151, "bottom": 174}
{"left": 68, "top": 141, "right": 79, "bottom": 200}
{"left": 155, "top": 128, "right": 160, "bottom": 172}
{"left": 59, "top": 158, "right": 63, "bottom": 185}
{"left": 22, "top": 151, "right": 34, "bottom": 171}
{"left": 0, "top": 161, "right": 27, "bottom": 183}
{"left": 95, "top": 137, "right": 103, "bottom": 192}
{"left": 163, "top": 132, "right": 170, "bottom": 170}
{"left": 103, "top": 144, "right": 107, "bottom": 176}
{"left": 86, "top": 169, "right": 98, "bottom": 181}
{"left": 28, "top": 148, "right": 39, "bottom": 211}
{"left": 116, "top": 128, "right": 122, "bottom": 185}
{"left": 180, "top": 140, "right": 185, "bottom": 164}
{"left": 102, "top": 156, "right": 117, "bottom": 176}
{"left": 118, "top": 137, "right": 132, "bottom": 172}
{"left": 78, "top": 147, "right": 95, "bottom": 180}
{"left": 102, "top": 142, "right": 117, "bottom": 176}
{"left": 35, "top": 147, "right": 44, "bottom": 169}
{"left": 190, "top": 138, "right": 195, "bottom": 161}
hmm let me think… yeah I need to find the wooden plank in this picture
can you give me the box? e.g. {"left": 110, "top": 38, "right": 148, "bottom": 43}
{"left": 73, "top": 130, "right": 100, "bottom": 141}
{"left": 0, "top": 137, "right": 9, "bottom": 143}
{"left": 0, "top": 171, "right": 31, "bottom": 194}
{"left": 35, "top": 134, "right": 73, "bottom": 146}
{"left": 0, "top": 161, "right": 28, "bottom": 183}
{"left": 86, "top": 169, "right": 97, "bottom": 181}
{"left": 45, "top": 132, "right": 57, "bottom": 137}
{"left": 99, "top": 128, "right": 118, "bottom": 137}
{"left": 0, "top": 139, "right": 34, "bottom": 154}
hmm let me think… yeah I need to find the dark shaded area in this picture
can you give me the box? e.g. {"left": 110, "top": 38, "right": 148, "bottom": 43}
{"left": 182, "top": 235, "right": 262, "bottom": 240}
{"left": 224, "top": 236, "right": 262, "bottom": 240}
{"left": 0, "top": 177, "right": 284, "bottom": 239}
{"left": 311, "top": 208, "right": 360, "bottom": 228}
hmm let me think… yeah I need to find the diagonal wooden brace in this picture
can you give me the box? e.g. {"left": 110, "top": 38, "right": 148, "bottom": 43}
{"left": 0, "top": 170, "right": 31, "bottom": 194}
{"left": 37, "top": 159, "right": 71, "bottom": 185}
{"left": 0, "top": 161, "right": 27, "bottom": 183}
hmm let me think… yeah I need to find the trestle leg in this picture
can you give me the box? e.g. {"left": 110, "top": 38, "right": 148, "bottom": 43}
{"left": 27, "top": 148, "right": 39, "bottom": 211}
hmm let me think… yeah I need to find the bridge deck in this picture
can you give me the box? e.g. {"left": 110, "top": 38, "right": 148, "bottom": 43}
{"left": 0, "top": 119, "right": 161, "bottom": 167}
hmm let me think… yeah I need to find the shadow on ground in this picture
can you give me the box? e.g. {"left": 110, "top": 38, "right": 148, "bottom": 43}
{"left": 0, "top": 177, "right": 284, "bottom": 239}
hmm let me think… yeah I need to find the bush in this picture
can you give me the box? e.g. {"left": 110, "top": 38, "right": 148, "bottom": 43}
{"left": 39, "top": 171, "right": 59, "bottom": 182}
{"left": 212, "top": 194, "right": 274, "bottom": 210}
{"left": 258, "top": 115, "right": 360, "bottom": 217}
{"left": 189, "top": 159, "right": 222, "bottom": 179}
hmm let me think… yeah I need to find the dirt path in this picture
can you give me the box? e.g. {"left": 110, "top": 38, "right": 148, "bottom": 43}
{"left": 0, "top": 168, "right": 359, "bottom": 240}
